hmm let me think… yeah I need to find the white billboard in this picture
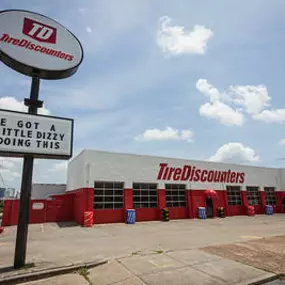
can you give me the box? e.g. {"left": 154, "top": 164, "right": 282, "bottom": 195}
{"left": 0, "top": 10, "right": 83, "bottom": 79}
{"left": 0, "top": 109, "right": 73, "bottom": 159}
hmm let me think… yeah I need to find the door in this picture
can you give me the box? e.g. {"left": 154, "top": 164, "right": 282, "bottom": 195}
{"left": 206, "top": 198, "right": 213, "bottom": 218}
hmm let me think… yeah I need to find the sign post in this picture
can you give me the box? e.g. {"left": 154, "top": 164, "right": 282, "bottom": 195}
{"left": 14, "top": 76, "right": 40, "bottom": 268}
{"left": 0, "top": 9, "right": 83, "bottom": 268}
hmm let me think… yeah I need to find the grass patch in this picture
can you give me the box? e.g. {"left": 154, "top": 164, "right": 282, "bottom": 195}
{"left": 152, "top": 250, "right": 164, "bottom": 254}
{"left": 78, "top": 266, "right": 92, "bottom": 285}
{"left": 132, "top": 250, "right": 142, "bottom": 256}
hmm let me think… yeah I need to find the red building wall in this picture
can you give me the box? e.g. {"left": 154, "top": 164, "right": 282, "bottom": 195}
{"left": 2, "top": 189, "right": 285, "bottom": 227}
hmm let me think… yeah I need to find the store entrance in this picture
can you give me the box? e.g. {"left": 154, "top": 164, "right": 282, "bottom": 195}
{"left": 206, "top": 197, "right": 213, "bottom": 218}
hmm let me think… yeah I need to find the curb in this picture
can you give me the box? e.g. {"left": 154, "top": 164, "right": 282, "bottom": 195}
{"left": 0, "top": 259, "right": 108, "bottom": 285}
{"left": 247, "top": 273, "right": 281, "bottom": 285}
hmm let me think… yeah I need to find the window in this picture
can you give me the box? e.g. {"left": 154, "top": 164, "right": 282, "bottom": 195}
{"left": 94, "top": 181, "right": 124, "bottom": 210}
{"left": 227, "top": 186, "right": 242, "bottom": 206}
{"left": 247, "top": 186, "right": 260, "bottom": 205}
{"left": 133, "top": 183, "right": 157, "bottom": 208}
{"left": 264, "top": 187, "right": 276, "bottom": 205}
{"left": 165, "top": 184, "right": 186, "bottom": 207}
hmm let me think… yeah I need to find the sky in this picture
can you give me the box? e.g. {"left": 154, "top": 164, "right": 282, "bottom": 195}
{"left": 1, "top": 0, "right": 285, "bottom": 191}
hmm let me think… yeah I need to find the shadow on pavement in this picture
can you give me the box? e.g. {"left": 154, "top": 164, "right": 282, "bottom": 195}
{"left": 56, "top": 221, "right": 79, "bottom": 228}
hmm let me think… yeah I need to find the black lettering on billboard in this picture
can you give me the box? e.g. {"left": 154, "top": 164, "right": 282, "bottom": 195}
{"left": 0, "top": 118, "right": 6, "bottom": 126}
{"left": 50, "top": 124, "right": 56, "bottom": 132}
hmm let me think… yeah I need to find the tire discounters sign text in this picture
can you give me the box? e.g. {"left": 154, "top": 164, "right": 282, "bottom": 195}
{"left": 0, "top": 109, "right": 73, "bottom": 159}
{"left": 157, "top": 163, "right": 245, "bottom": 184}
{"left": 0, "top": 10, "right": 83, "bottom": 79}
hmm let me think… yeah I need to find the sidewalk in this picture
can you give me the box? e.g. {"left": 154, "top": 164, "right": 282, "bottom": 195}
{"left": 23, "top": 250, "right": 277, "bottom": 285}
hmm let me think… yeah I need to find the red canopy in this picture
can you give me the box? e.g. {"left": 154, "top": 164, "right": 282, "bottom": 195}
{"left": 205, "top": 189, "right": 218, "bottom": 199}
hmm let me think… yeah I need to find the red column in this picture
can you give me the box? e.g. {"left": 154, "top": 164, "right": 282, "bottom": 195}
{"left": 190, "top": 190, "right": 196, "bottom": 218}
{"left": 223, "top": 190, "right": 229, "bottom": 216}
{"left": 157, "top": 189, "right": 166, "bottom": 220}
{"left": 124, "top": 189, "right": 133, "bottom": 209}
{"left": 276, "top": 191, "right": 285, "bottom": 213}
{"left": 260, "top": 191, "right": 266, "bottom": 213}
{"left": 186, "top": 190, "right": 192, "bottom": 218}
{"left": 241, "top": 191, "right": 248, "bottom": 214}
{"left": 158, "top": 189, "right": 166, "bottom": 209}
{"left": 85, "top": 188, "right": 94, "bottom": 211}
{"left": 124, "top": 188, "right": 133, "bottom": 223}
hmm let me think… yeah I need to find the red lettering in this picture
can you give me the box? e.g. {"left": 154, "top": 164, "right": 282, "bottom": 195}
{"left": 157, "top": 163, "right": 168, "bottom": 180}
{"left": 167, "top": 167, "right": 176, "bottom": 180}
{"left": 0, "top": 33, "right": 9, "bottom": 42}
{"left": 193, "top": 169, "right": 201, "bottom": 182}
{"left": 239, "top": 173, "right": 245, "bottom": 183}
{"left": 220, "top": 171, "right": 227, "bottom": 183}
{"left": 213, "top": 171, "right": 221, "bottom": 182}
{"left": 173, "top": 168, "right": 182, "bottom": 180}
{"left": 230, "top": 172, "right": 236, "bottom": 183}
{"left": 163, "top": 167, "right": 169, "bottom": 180}
{"left": 226, "top": 170, "right": 231, "bottom": 183}
{"left": 34, "top": 45, "right": 41, "bottom": 51}
{"left": 157, "top": 164, "right": 245, "bottom": 183}
{"left": 235, "top": 173, "right": 240, "bottom": 183}
{"left": 201, "top": 170, "right": 208, "bottom": 182}
{"left": 181, "top": 165, "right": 191, "bottom": 180}
{"left": 7, "top": 36, "right": 14, "bottom": 44}
{"left": 28, "top": 43, "right": 35, "bottom": 50}
{"left": 40, "top": 47, "right": 47, "bottom": 53}
{"left": 23, "top": 17, "right": 57, "bottom": 44}
{"left": 190, "top": 166, "right": 196, "bottom": 181}
{"left": 207, "top": 170, "right": 214, "bottom": 182}
{"left": 19, "top": 39, "right": 29, "bottom": 47}
{"left": 12, "top": 39, "right": 20, "bottom": 45}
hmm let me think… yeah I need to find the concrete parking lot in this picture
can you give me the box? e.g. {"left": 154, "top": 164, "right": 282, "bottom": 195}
{"left": 1, "top": 215, "right": 285, "bottom": 284}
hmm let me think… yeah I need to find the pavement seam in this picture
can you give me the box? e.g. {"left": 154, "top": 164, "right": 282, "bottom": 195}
{"left": 115, "top": 259, "right": 148, "bottom": 285}
{"left": 0, "top": 260, "right": 108, "bottom": 285}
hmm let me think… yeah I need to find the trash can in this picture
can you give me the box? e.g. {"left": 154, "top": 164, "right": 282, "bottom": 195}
{"left": 217, "top": 207, "right": 225, "bottom": 218}
{"left": 162, "top": 208, "right": 169, "bottom": 221}
{"left": 265, "top": 205, "right": 273, "bottom": 215}
{"left": 83, "top": 211, "right": 93, "bottom": 227}
{"left": 126, "top": 209, "right": 136, "bottom": 224}
{"left": 247, "top": 206, "right": 255, "bottom": 216}
{"left": 198, "top": 207, "right": 206, "bottom": 219}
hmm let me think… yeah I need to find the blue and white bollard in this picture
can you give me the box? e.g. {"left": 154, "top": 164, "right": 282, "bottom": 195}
{"left": 265, "top": 205, "right": 273, "bottom": 215}
{"left": 126, "top": 209, "right": 136, "bottom": 224}
{"left": 198, "top": 207, "right": 207, "bottom": 219}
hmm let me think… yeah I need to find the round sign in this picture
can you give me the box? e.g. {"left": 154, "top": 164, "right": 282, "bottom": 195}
{"left": 0, "top": 10, "right": 83, "bottom": 79}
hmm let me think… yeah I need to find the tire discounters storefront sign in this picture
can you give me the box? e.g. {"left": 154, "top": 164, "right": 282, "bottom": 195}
{"left": 0, "top": 10, "right": 83, "bottom": 79}
{"left": 0, "top": 109, "right": 73, "bottom": 159}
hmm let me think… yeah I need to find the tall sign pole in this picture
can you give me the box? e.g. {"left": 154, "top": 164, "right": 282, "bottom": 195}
{"left": 14, "top": 76, "right": 41, "bottom": 268}
{"left": 0, "top": 9, "right": 83, "bottom": 268}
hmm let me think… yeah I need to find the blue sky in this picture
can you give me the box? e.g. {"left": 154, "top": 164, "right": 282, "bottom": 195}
{"left": 1, "top": 0, "right": 285, "bottom": 190}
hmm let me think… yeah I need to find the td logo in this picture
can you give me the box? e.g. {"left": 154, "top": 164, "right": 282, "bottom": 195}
{"left": 22, "top": 17, "right": 57, "bottom": 44}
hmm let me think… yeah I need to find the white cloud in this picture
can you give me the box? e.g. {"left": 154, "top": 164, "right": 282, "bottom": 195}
{"left": 199, "top": 101, "right": 244, "bottom": 126}
{"left": 157, "top": 16, "right": 213, "bottom": 56}
{"left": 196, "top": 79, "right": 220, "bottom": 102}
{"left": 209, "top": 142, "right": 260, "bottom": 164}
{"left": 196, "top": 79, "right": 281, "bottom": 126}
{"left": 252, "top": 109, "right": 285, "bottom": 123}
{"left": 135, "top": 127, "right": 194, "bottom": 142}
{"left": 0, "top": 158, "right": 21, "bottom": 184}
{"left": 279, "top": 139, "right": 285, "bottom": 145}
{"left": 228, "top": 85, "right": 271, "bottom": 115}
{"left": 0, "top": 97, "right": 50, "bottom": 115}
